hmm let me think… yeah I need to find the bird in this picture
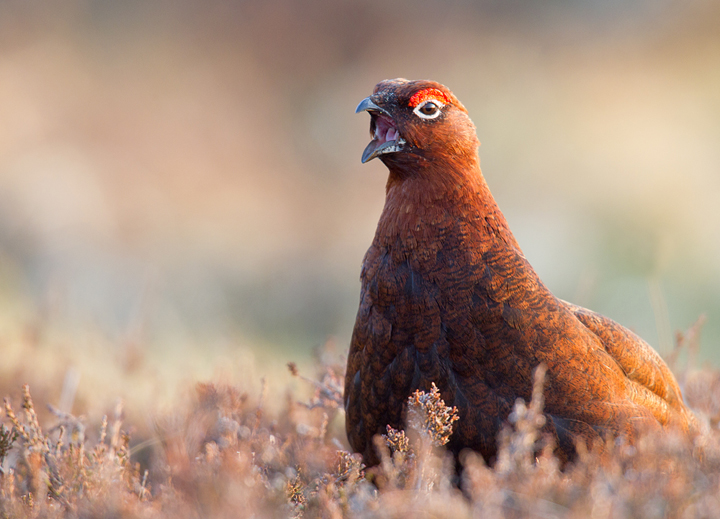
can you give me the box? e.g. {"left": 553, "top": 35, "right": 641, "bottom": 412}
{"left": 344, "top": 78, "right": 698, "bottom": 467}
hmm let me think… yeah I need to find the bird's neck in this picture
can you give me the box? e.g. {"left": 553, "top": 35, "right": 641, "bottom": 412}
{"left": 378, "top": 157, "right": 521, "bottom": 252}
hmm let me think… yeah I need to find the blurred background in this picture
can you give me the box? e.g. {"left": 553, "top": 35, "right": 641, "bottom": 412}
{"left": 0, "top": 0, "right": 719, "bottom": 419}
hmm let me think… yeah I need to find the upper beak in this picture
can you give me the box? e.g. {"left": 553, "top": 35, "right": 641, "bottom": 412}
{"left": 355, "top": 96, "right": 384, "bottom": 114}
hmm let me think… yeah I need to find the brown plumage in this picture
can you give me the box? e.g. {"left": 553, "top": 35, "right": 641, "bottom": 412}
{"left": 345, "top": 78, "right": 697, "bottom": 467}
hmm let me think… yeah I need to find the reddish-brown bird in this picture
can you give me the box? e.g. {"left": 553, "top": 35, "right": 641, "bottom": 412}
{"left": 345, "top": 78, "right": 697, "bottom": 466}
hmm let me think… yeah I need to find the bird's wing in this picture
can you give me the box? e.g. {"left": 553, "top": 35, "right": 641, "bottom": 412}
{"left": 562, "top": 300, "right": 681, "bottom": 403}
{"left": 561, "top": 300, "right": 699, "bottom": 432}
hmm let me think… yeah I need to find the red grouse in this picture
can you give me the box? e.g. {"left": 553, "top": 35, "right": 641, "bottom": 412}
{"left": 344, "top": 78, "right": 697, "bottom": 466}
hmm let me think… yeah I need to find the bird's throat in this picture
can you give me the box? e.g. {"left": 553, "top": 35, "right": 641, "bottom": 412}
{"left": 379, "top": 164, "right": 520, "bottom": 254}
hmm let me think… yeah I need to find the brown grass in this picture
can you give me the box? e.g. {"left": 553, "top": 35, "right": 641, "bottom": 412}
{"left": 1, "top": 326, "right": 719, "bottom": 519}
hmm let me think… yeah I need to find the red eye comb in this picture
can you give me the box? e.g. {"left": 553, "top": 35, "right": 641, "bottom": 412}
{"left": 408, "top": 88, "right": 450, "bottom": 108}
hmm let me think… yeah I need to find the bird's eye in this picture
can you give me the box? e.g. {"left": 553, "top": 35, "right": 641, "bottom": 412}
{"left": 413, "top": 99, "right": 444, "bottom": 120}
{"left": 420, "top": 102, "right": 438, "bottom": 115}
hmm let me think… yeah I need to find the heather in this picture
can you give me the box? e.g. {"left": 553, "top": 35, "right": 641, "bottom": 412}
{"left": 2, "top": 321, "right": 719, "bottom": 519}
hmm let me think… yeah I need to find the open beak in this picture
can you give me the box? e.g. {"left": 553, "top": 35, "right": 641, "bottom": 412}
{"left": 355, "top": 96, "right": 406, "bottom": 163}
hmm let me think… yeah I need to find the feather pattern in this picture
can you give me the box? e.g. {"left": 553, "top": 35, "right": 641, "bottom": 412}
{"left": 345, "top": 79, "right": 698, "bottom": 466}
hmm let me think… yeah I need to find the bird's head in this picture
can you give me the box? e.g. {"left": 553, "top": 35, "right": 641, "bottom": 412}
{"left": 356, "top": 79, "right": 479, "bottom": 169}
